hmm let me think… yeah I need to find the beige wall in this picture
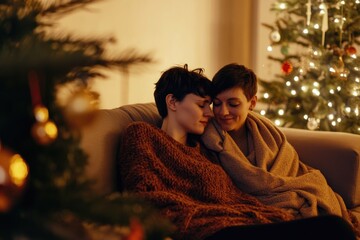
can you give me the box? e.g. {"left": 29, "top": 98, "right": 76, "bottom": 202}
{"left": 54, "top": 0, "right": 273, "bottom": 109}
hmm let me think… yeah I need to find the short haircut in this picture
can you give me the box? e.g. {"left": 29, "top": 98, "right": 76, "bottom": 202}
{"left": 154, "top": 64, "right": 212, "bottom": 118}
{"left": 212, "top": 63, "right": 257, "bottom": 101}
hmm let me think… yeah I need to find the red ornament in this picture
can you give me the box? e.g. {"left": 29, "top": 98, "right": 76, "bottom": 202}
{"left": 281, "top": 61, "right": 293, "bottom": 75}
{"left": 345, "top": 45, "right": 357, "bottom": 55}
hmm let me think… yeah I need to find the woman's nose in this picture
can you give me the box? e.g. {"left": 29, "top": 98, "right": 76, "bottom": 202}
{"left": 218, "top": 104, "right": 229, "bottom": 115}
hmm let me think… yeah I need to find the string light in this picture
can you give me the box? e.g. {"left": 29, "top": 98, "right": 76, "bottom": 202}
{"left": 294, "top": 76, "right": 299, "bottom": 81}
{"left": 304, "top": 114, "right": 309, "bottom": 120}
{"left": 278, "top": 109, "right": 285, "bottom": 115}
{"left": 291, "top": 90, "right": 297, "bottom": 95}
{"left": 260, "top": 110, "right": 266, "bottom": 115}
{"left": 303, "top": 28, "right": 309, "bottom": 34}
{"left": 286, "top": 81, "right": 291, "bottom": 86}
{"left": 263, "top": 93, "right": 269, "bottom": 99}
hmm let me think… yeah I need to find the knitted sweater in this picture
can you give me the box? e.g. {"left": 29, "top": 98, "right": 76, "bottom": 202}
{"left": 119, "top": 122, "right": 294, "bottom": 240}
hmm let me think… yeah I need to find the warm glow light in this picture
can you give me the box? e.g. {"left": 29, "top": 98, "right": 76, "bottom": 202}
{"left": 291, "top": 90, "right": 297, "bottom": 95}
{"left": 331, "top": 121, "right": 337, "bottom": 126}
{"left": 351, "top": 54, "right": 357, "bottom": 59}
{"left": 260, "top": 110, "right": 266, "bottom": 115}
{"left": 304, "top": 114, "right": 309, "bottom": 120}
{"left": 328, "top": 114, "right": 335, "bottom": 120}
{"left": 329, "top": 67, "right": 336, "bottom": 73}
{"left": 354, "top": 67, "right": 359, "bottom": 71}
{"left": 309, "top": 62, "right": 315, "bottom": 68}
{"left": 279, "top": 3, "right": 287, "bottom": 9}
{"left": 34, "top": 106, "right": 49, "bottom": 123}
{"left": 274, "top": 119, "right": 282, "bottom": 126}
{"left": 329, "top": 89, "right": 335, "bottom": 94}
{"left": 301, "top": 86, "right": 308, "bottom": 92}
{"left": 355, "top": 78, "right": 360, "bottom": 83}
{"left": 294, "top": 76, "right": 299, "bottom": 81}
{"left": 263, "top": 93, "right": 269, "bottom": 99}
{"left": 267, "top": 45, "right": 273, "bottom": 52}
{"left": 314, "top": 23, "right": 320, "bottom": 29}
{"left": 356, "top": 0, "right": 360, "bottom": 4}
{"left": 44, "top": 121, "right": 58, "bottom": 139}
{"left": 303, "top": 28, "right": 309, "bottom": 34}
{"left": 345, "top": 107, "right": 351, "bottom": 113}
{"left": 337, "top": 117, "right": 342, "bottom": 123}
{"left": 278, "top": 109, "right": 284, "bottom": 115}
{"left": 337, "top": 86, "right": 342, "bottom": 91}
{"left": 313, "top": 82, "right": 319, "bottom": 87}
{"left": 312, "top": 89, "right": 320, "bottom": 96}
{"left": 328, "top": 102, "right": 333, "bottom": 107}
{"left": 286, "top": 81, "right": 291, "bottom": 86}
{"left": 353, "top": 90, "right": 359, "bottom": 96}
{"left": 9, "top": 154, "right": 28, "bottom": 186}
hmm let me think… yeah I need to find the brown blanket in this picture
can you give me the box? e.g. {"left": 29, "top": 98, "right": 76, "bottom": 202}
{"left": 201, "top": 111, "right": 357, "bottom": 227}
{"left": 119, "top": 122, "right": 294, "bottom": 240}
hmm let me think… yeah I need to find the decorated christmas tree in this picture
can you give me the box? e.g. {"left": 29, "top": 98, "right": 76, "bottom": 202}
{"left": 259, "top": 0, "right": 360, "bottom": 134}
{"left": 0, "top": 0, "right": 173, "bottom": 239}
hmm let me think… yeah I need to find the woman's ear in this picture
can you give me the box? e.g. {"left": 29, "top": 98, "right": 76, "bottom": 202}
{"left": 249, "top": 95, "right": 257, "bottom": 111}
{"left": 165, "top": 94, "right": 177, "bottom": 111}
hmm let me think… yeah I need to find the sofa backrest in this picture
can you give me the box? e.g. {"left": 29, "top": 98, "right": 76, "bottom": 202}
{"left": 80, "top": 102, "right": 161, "bottom": 194}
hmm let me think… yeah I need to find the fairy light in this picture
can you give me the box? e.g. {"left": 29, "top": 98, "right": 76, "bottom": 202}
{"left": 313, "top": 82, "right": 319, "bottom": 87}
{"left": 351, "top": 54, "right": 357, "bottom": 59}
{"left": 337, "top": 117, "right": 342, "bottom": 123}
{"left": 294, "top": 76, "right": 299, "bottom": 81}
{"left": 314, "top": 23, "right": 320, "bottom": 29}
{"left": 355, "top": 107, "right": 359, "bottom": 116}
{"left": 329, "top": 89, "right": 335, "bottom": 94}
{"left": 340, "top": 0, "right": 345, "bottom": 4}
{"left": 263, "top": 93, "right": 269, "bottom": 99}
{"left": 329, "top": 67, "right": 336, "bottom": 73}
{"left": 301, "top": 85, "right": 308, "bottom": 92}
{"left": 331, "top": 121, "right": 337, "bottom": 126}
{"left": 312, "top": 88, "right": 320, "bottom": 96}
{"left": 354, "top": 66, "right": 359, "bottom": 71}
{"left": 304, "top": 114, "right": 309, "bottom": 120}
{"left": 291, "top": 90, "right": 297, "bottom": 95}
{"left": 328, "top": 102, "right": 333, "bottom": 107}
{"left": 328, "top": 114, "right": 335, "bottom": 120}
{"left": 355, "top": 77, "right": 360, "bottom": 83}
{"left": 356, "top": 0, "right": 360, "bottom": 4}
{"left": 279, "top": 3, "right": 287, "bottom": 9}
{"left": 286, "top": 81, "right": 291, "bottom": 86}
{"left": 260, "top": 110, "right": 266, "bottom": 115}
{"left": 274, "top": 119, "right": 282, "bottom": 126}
{"left": 303, "top": 28, "right": 309, "bottom": 34}
{"left": 345, "top": 107, "right": 351, "bottom": 114}
{"left": 309, "top": 61, "right": 316, "bottom": 68}
{"left": 337, "top": 86, "right": 342, "bottom": 92}
{"left": 352, "top": 90, "right": 359, "bottom": 96}
{"left": 334, "top": 18, "right": 340, "bottom": 23}
{"left": 267, "top": 45, "right": 273, "bottom": 52}
{"left": 278, "top": 109, "right": 285, "bottom": 115}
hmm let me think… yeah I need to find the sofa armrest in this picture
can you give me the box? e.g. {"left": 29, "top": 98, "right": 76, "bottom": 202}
{"left": 280, "top": 127, "right": 360, "bottom": 208}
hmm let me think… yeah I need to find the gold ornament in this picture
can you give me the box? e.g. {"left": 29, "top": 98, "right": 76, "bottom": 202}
{"left": 31, "top": 121, "right": 58, "bottom": 145}
{"left": 31, "top": 105, "right": 58, "bottom": 145}
{"left": 0, "top": 146, "right": 29, "bottom": 213}
{"left": 63, "top": 89, "right": 99, "bottom": 128}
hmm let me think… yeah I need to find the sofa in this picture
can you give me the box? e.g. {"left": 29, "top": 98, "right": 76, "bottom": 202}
{"left": 80, "top": 102, "right": 360, "bottom": 223}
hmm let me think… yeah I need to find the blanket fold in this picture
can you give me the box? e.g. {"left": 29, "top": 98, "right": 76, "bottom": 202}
{"left": 201, "top": 111, "right": 354, "bottom": 224}
{"left": 119, "top": 122, "right": 294, "bottom": 240}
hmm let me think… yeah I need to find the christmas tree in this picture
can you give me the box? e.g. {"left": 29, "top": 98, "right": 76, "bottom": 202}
{"left": 0, "top": 0, "right": 173, "bottom": 239}
{"left": 259, "top": 0, "right": 360, "bottom": 134}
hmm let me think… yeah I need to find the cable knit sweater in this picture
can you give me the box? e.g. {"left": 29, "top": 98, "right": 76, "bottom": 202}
{"left": 119, "top": 122, "right": 294, "bottom": 240}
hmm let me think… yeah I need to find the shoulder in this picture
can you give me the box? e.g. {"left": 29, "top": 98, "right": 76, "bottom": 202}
{"left": 126, "top": 121, "right": 159, "bottom": 134}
